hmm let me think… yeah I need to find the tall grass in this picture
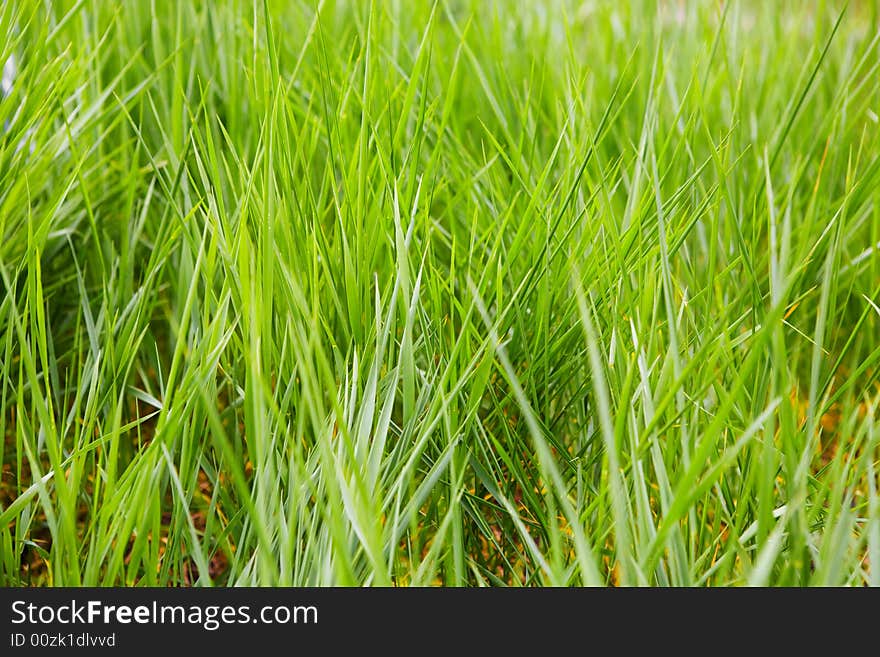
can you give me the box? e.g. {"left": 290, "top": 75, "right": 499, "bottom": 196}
{"left": 1, "top": 0, "right": 879, "bottom": 586}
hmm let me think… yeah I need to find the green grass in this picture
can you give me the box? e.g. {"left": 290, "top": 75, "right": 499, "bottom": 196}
{"left": 1, "top": 0, "right": 879, "bottom": 586}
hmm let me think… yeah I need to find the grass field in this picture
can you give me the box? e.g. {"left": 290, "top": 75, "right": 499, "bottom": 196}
{"left": 1, "top": 0, "right": 879, "bottom": 586}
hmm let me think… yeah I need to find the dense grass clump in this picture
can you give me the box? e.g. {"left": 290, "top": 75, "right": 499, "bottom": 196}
{"left": 1, "top": 0, "right": 879, "bottom": 586}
